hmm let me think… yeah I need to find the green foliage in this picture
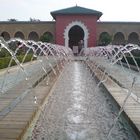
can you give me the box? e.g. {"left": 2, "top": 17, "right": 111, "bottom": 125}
{"left": 131, "top": 49, "right": 140, "bottom": 57}
{"left": 0, "top": 54, "right": 36, "bottom": 69}
{"left": 0, "top": 48, "right": 11, "bottom": 57}
{"left": 0, "top": 57, "right": 11, "bottom": 69}
{"left": 121, "top": 56, "right": 140, "bottom": 67}
{"left": 8, "top": 18, "right": 17, "bottom": 22}
{"left": 99, "top": 33, "right": 112, "bottom": 46}
{"left": 8, "top": 41, "right": 26, "bottom": 55}
{"left": 0, "top": 42, "right": 27, "bottom": 59}
{"left": 29, "top": 18, "right": 40, "bottom": 22}
{"left": 40, "top": 33, "right": 53, "bottom": 43}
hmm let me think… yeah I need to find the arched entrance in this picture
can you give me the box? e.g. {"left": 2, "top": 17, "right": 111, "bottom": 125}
{"left": 128, "top": 32, "right": 139, "bottom": 45}
{"left": 64, "top": 21, "right": 89, "bottom": 52}
{"left": 1, "top": 32, "right": 10, "bottom": 41}
{"left": 28, "top": 31, "right": 39, "bottom": 41}
{"left": 68, "top": 25, "right": 84, "bottom": 53}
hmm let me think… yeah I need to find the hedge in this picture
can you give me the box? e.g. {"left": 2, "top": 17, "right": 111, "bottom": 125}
{"left": 121, "top": 56, "right": 140, "bottom": 67}
{"left": 0, "top": 54, "right": 36, "bottom": 69}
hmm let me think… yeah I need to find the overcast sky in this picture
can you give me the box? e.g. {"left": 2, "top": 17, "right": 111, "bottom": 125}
{"left": 0, "top": 0, "right": 140, "bottom": 22}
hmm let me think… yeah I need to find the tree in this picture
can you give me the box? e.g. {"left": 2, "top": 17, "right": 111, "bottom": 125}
{"left": 8, "top": 18, "right": 17, "bottom": 22}
{"left": 99, "top": 32, "right": 112, "bottom": 46}
{"left": 29, "top": 18, "right": 40, "bottom": 22}
{"left": 40, "top": 32, "right": 53, "bottom": 43}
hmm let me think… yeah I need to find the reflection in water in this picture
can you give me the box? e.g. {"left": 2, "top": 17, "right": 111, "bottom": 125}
{"left": 32, "top": 61, "right": 139, "bottom": 140}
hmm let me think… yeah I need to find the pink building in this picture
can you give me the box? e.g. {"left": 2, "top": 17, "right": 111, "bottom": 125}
{"left": 51, "top": 6, "right": 102, "bottom": 52}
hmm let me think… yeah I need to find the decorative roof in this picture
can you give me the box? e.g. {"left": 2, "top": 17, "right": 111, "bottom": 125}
{"left": 51, "top": 6, "right": 102, "bottom": 19}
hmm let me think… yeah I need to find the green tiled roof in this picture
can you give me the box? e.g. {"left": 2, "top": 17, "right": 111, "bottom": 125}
{"left": 51, "top": 6, "right": 102, "bottom": 19}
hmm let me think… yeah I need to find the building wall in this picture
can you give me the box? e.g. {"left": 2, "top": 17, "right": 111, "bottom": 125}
{"left": 55, "top": 15, "right": 98, "bottom": 47}
{"left": 0, "top": 21, "right": 55, "bottom": 40}
{"left": 0, "top": 21, "right": 140, "bottom": 46}
{"left": 97, "top": 22, "right": 140, "bottom": 44}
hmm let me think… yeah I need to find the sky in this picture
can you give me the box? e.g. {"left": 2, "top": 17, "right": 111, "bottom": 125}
{"left": 0, "top": 0, "right": 140, "bottom": 22}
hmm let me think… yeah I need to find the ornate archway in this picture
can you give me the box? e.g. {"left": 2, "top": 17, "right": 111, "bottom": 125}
{"left": 64, "top": 21, "right": 89, "bottom": 48}
{"left": 68, "top": 25, "right": 84, "bottom": 51}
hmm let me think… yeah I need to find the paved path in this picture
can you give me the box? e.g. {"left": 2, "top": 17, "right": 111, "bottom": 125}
{"left": 0, "top": 57, "right": 59, "bottom": 140}
{"left": 89, "top": 57, "right": 140, "bottom": 97}
{"left": 0, "top": 57, "right": 58, "bottom": 116}
{"left": 0, "top": 57, "right": 57, "bottom": 93}
{"left": 87, "top": 57, "right": 140, "bottom": 137}
{"left": 32, "top": 61, "right": 139, "bottom": 140}
{"left": 0, "top": 66, "right": 58, "bottom": 140}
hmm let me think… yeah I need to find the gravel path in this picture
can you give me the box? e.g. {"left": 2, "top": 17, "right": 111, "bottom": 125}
{"left": 32, "top": 61, "right": 139, "bottom": 140}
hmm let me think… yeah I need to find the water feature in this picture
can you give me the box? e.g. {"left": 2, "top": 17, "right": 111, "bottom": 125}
{"left": 81, "top": 44, "right": 140, "bottom": 139}
{"left": 0, "top": 38, "right": 140, "bottom": 139}
{"left": 0, "top": 37, "right": 72, "bottom": 94}
{"left": 0, "top": 37, "right": 72, "bottom": 119}
{"left": 31, "top": 61, "right": 139, "bottom": 140}
{"left": 30, "top": 44, "right": 140, "bottom": 139}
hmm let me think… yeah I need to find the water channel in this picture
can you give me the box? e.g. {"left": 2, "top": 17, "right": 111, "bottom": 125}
{"left": 0, "top": 38, "right": 139, "bottom": 139}
{"left": 32, "top": 61, "right": 139, "bottom": 140}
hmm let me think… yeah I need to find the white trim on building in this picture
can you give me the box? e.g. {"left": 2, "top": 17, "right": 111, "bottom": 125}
{"left": 64, "top": 21, "right": 89, "bottom": 48}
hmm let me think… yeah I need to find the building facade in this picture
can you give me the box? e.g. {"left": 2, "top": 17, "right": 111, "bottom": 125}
{"left": 0, "top": 6, "right": 140, "bottom": 50}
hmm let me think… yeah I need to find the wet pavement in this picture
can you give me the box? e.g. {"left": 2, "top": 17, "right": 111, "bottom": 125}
{"left": 88, "top": 57, "right": 140, "bottom": 97}
{"left": 32, "top": 61, "right": 139, "bottom": 140}
{"left": 0, "top": 57, "right": 57, "bottom": 93}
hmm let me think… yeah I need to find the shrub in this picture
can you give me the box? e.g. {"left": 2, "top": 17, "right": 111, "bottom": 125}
{"left": 0, "top": 54, "right": 36, "bottom": 69}
{"left": 0, "top": 48, "right": 11, "bottom": 57}
{"left": 121, "top": 56, "right": 140, "bottom": 67}
{"left": 40, "top": 32, "right": 53, "bottom": 43}
{"left": 98, "top": 32, "right": 112, "bottom": 46}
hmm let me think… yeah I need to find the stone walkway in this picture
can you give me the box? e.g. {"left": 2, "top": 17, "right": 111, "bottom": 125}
{"left": 0, "top": 57, "right": 57, "bottom": 93}
{"left": 87, "top": 57, "right": 140, "bottom": 137}
{"left": 0, "top": 58, "right": 58, "bottom": 140}
{"left": 89, "top": 57, "right": 140, "bottom": 97}
{"left": 32, "top": 61, "right": 139, "bottom": 140}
